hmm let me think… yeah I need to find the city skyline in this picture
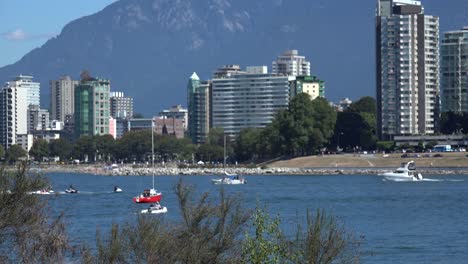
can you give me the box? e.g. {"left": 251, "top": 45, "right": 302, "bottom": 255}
{"left": 0, "top": 0, "right": 466, "bottom": 109}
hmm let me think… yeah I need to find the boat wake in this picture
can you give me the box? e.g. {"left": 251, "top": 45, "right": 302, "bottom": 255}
{"left": 383, "top": 178, "right": 464, "bottom": 183}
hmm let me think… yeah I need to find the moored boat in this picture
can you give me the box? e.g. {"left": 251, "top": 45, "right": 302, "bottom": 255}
{"left": 212, "top": 174, "right": 247, "bottom": 185}
{"left": 133, "top": 189, "right": 162, "bottom": 203}
{"left": 140, "top": 202, "right": 167, "bottom": 214}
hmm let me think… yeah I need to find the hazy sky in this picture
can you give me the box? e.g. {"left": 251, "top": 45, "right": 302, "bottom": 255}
{"left": 0, "top": 0, "right": 118, "bottom": 67}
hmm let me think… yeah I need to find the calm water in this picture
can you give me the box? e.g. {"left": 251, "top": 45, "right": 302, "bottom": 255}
{"left": 44, "top": 172, "right": 468, "bottom": 263}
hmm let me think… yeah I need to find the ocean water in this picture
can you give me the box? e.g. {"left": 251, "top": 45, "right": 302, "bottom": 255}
{"left": 44, "top": 172, "right": 468, "bottom": 263}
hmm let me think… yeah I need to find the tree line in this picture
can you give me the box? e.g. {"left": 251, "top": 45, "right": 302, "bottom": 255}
{"left": 0, "top": 94, "right": 380, "bottom": 164}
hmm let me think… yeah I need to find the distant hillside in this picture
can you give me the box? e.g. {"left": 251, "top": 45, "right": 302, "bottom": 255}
{"left": 0, "top": 0, "right": 377, "bottom": 115}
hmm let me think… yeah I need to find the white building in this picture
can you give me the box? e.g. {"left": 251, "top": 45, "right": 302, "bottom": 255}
{"left": 50, "top": 75, "right": 78, "bottom": 122}
{"left": 28, "top": 105, "right": 50, "bottom": 132}
{"left": 376, "top": 0, "right": 439, "bottom": 139}
{"left": 110, "top": 91, "right": 133, "bottom": 119}
{"left": 211, "top": 66, "right": 290, "bottom": 137}
{"left": 272, "top": 50, "right": 311, "bottom": 77}
{"left": 0, "top": 81, "right": 29, "bottom": 149}
{"left": 441, "top": 27, "right": 468, "bottom": 113}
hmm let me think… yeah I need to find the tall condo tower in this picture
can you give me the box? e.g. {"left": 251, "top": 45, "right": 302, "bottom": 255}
{"left": 50, "top": 75, "right": 78, "bottom": 122}
{"left": 272, "top": 50, "right": 311, "bottom": 76}
{"left": 376, "top": 0, "right": 439, "bottom": 140}
{"left": 441, "top": 27, "right": 468, "bottom": 113}
{"left": 74, "top": 77, "right": 111, "bottom": 138}
{"left": 187, "top": 72, "right": 211, "bottom": 144}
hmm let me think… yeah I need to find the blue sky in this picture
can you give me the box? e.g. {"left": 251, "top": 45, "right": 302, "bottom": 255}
{"left": 0, "top": 0, "right": 117, "bottom": 67}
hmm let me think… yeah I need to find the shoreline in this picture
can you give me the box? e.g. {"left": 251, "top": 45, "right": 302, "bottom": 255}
{"left": 29, "top": 165, "right": 468, "bottom": 176}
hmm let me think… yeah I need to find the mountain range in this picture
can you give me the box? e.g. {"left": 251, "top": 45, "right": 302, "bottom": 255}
{"left": 1, "top": 0, "right": 465, "bottom": 115}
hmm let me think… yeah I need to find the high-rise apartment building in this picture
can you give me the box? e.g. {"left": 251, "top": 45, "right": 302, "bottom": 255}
{"left": 27, "top": 105, "right": 50, "bottom": 132}
{"left": 376, "top": 0, "right": 439, "bottom": 140}
{"left": 74, "top": 78, "right": 111, "bottom": 138}
{"left": 0, "top": 79, "right": 29, "bottom": 149}
{"left": 272, "top": 50, "right": 311, "bottom": 77}
{"left": 50, "top": 75, "right": 78, "bottom": 122}
{"left": 211, "top": 66, "right": 290, "bottom": 138}
{"left": 441, "top": 27, "right": 468, "bottom": 113}
{"left": 110, "top": 91, "right": 133, "bottom": 119}
{"left": 187, "top": 73, "right": 210, "bottom": 144}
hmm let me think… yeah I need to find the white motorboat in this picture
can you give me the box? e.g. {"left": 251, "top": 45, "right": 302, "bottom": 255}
{"left": 141, "top": 203, "right": 168, "bottom": 214}
{"left": 212, "top": 174, "right": 247, "bottom": 185}
{"left": 113, "top": 186, "right": 123, "bottom": 193}
{"left": 65, "top": 186, "right": 79, "bottom": 194}
{"left": 379, "top": 161, "right": 423, "bottom": 182}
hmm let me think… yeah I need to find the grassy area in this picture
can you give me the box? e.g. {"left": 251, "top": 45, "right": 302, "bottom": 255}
{"left": 270, "top": 152, "right": 468, "bottom": 168}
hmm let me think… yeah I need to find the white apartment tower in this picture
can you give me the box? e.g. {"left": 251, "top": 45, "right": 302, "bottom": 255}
{"left": 0, "top": 80, "right": 29, "bottom": 149}
{"left": 376, "top": 0, "right": 439, "bottom": 140}
{"left": 272, "top": 50, "right": 311, "bottom": 76}
{"left": 211, "top": 66, "right": 290, "bottom": 137}
{"left": 441, "top": 27, "right": 468, "bottom": 113}
{"left": 50, "top": 75, "right": 78, "bottom": 122}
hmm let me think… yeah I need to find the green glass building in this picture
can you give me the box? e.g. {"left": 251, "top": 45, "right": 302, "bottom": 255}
{"left": 74, "top": 78, "right": 111, "bottom": 138}
{"left": 187, "top": 72, "right": 210, "bottom": 144}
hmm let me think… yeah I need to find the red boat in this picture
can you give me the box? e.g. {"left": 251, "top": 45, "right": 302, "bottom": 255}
{"left": 133, "top": 189, "right": 162, "bottom": 203}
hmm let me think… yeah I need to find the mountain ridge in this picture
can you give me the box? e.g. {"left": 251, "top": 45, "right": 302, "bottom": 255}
{"left": 0, "top": 0, "right": 379, "bottom": 115}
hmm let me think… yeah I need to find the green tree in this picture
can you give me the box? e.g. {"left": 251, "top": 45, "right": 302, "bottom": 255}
{"left": 73, "top": 136, "right": 96, "bottom": 162}
{"left": 242, "top": 207, "right": 292, "bottom": 263}
{"left": 29, "top": 139, "right": 50, "bottom": 163}
{"left": 115, "top": 130, "right": 151, "bottom": 162}
{"left": 440, "top": 111, "right": 466, "bottom": 134}
{"left": 95, "top": 135, "right": 116, "bottom": 162}
{"left": 334, "top": 97, "right": 377, "bottom": 151}
{"left": 0, "top": 144, "right": 5, "bottom": 160}
{"left": 6, "top": 145, "right": 27, "bottom": 164}
{"left": 49, "top": 138, "right": 73, "bottom": 162}
{"left": 346, "top": 96, "right": 376, "bottom": 114}
{"left": 234, "top": 128, "right": 262, "bottom": 162}
{"left": 0, "top": 163, "right": 70, "bottom": 262}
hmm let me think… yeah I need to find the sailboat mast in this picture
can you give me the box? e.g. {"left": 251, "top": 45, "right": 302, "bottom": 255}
{"left": 152, "top": 118, "right": 155, "bottom": 189}
{"left": 223, "top": 134, "right": 226, "bottom": 169}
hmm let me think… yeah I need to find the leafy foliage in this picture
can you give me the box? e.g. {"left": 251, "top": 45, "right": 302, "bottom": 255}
{"left": 439, "top": 111, "right": 468, "bottom": 134}
{"left": 6, "top": 145, "right": 27, "bottom": 164}
{"left": 333, "top": 97, "right": 377, "bottom": 151}
{"left": 29, "top": 139, "right": 50, "bottom": 163}
{"left": 0, "top": 163, "right": 70, "bottom": 262}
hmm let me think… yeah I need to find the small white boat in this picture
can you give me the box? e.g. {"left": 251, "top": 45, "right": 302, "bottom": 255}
{"left": 141, "top": 203, "right": 168, "bottom": 214}
{"left": 65, "top": 186, "right": 79, "bottom": 194}
{"left": 379, "top": 161, "right": 423, "bottom": 182}
{"left": 212, "top": 174, "right": 247, "bottom": 185}
{"left": 113, "top": 186, "right": 123, "bottom": 193}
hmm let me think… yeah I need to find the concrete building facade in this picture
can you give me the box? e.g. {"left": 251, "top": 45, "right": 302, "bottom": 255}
{"left": 376, "top": 0, "right": 439, "bottom": 140}
{"left": 74, "top": 78, "right": 111, "bottom": 138}
{"left": 211, "top": 67, "right": 290, "bottom": 138}
{"left": 0, "top": 80, "right": 29, "bottom": 149}
{"left": 27, "top": 105, "right": 50, "bottom": 133}
{"left": 441, "top": 27, "right": 468, "bottom": 113}
{"left": 110, "top": 91, "right": 133, "bottom": 119}
{"left": 50, "top": 75, "right": 78, "bottom": 122}
{"left": 272, "top": 50, "right": 311, "bottom": 77}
